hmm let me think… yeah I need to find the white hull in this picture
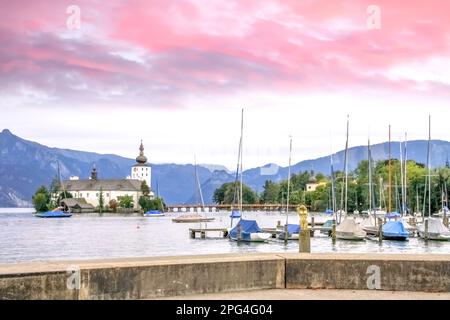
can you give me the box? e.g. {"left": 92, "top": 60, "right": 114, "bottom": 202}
{"left": 143, "top": 213, "right": 165, "bottom": 217}
{"left": 231, "top": 232, "right": 271, "bottom": 242}
{"left": 278, "top": 233, "right": 299, "bottom": 240}
{"left": 418, "top": 231, "right": 450, "bottom": 241}
{"left": 336, "top": 232, "right": 366, "bottom": 241}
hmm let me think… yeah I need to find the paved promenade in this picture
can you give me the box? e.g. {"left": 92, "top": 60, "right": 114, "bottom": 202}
{"left": 160, "top": 289, "right": 450, "bottom": 300}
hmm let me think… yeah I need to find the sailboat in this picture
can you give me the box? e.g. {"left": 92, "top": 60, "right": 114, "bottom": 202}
{"left": 143, "top": 181, "right": 165, "bottom": 217}
{"left": 172, "top": 157, "right": 214, "bottom": 223}
{"left": 35, "top": 161, "right": 72, "bottom": 218}
{"left": 382, "top": 125, "right": 409, "bottom": 241}
{"left": 229, "top": 109, "right": 271, "bottom": 242}
{"left": 362, "top": 138, "right": 380, "bottom": 236}
{"left": 335, "top": 116, "right": 366, "bottom": 241}
{"left": 417, "top": 116, "right": 450, "bottom": 241}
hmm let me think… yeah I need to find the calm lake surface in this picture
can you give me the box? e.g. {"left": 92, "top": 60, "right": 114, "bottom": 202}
{"left": 0, "top": 208, "right": 449, "bottom": 264}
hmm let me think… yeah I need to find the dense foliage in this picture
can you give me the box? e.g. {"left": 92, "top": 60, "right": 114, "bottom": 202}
{"left": 213, "top": 160, "right": 450, "bottom": 214}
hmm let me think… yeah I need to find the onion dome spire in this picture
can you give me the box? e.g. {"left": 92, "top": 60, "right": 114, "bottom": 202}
{"left": 136, "top": 140, "right": 147, "bottom": 164}
{"left": 90, "top": 164, "right": 97, "bottom": 180}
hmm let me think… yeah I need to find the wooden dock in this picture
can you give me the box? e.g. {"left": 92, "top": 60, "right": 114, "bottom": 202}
{"left": 189, "top": 228, "right": 228, "bottom": 239}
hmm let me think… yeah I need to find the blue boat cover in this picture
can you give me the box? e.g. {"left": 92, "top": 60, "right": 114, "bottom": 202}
{"left": 382, "top": 221, "right": 409, "bottom": 237}
{"left": 286, "top": 224, "right": 300, "bottom": 235}
{"left": 37, "top": 211, "right": 70, "bottom": 217}
{"left": 386, "top": 212, "right": 401, "bottom": 219}
{"left": 146, "top": 210, "right": 161, "bottom": 214}
{"left": 325, "top": 209, "right": 334, "bottom": 215}
{"left": 229, "top": 219, "right": 261, "bottom": 240}
{"left": 230, "top": 210, "right": 242, "bottom": 218}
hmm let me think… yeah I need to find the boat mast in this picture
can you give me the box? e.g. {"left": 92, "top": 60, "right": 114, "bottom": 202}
{"left": 399, "top": 138, "right": 404, "bottom": 215}
{"left": 427, "top": 115, "right": 432, "bottom": 217}
{"left": 388, "top": 125, "right": 392, "bottom": 214}
{"left": 239, "top": 108, "right": 244, "bottom": 216}
{"left": 330, "top": 153, "right": 337, "bottom": 222}
{"left": 339, "top": 115, "right": 349, "bottom": 223}
{"left": 286, "top": 136, "right": 292, "bottom": 226}
{"left": 368, "top": 138, "right": 372, "bottom": 214}
{"left": 404, "top": 133, "right": 408, "bottom": 215}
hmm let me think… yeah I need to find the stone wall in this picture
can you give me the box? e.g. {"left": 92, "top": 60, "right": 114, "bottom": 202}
{"left": 0, "top": 253, "right": 449, "bottom": 299}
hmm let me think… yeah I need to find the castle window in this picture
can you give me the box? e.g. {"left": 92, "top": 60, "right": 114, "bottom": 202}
{"left": 106, "top": 193, "right": 109, "bottom": 197}
{"left": 79, "top": 193, "right": 82, "bottom": 197}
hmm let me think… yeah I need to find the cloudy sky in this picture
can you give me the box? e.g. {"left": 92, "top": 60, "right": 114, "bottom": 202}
{"left": 1, "top": 0, "right": 450, "bottom": 169}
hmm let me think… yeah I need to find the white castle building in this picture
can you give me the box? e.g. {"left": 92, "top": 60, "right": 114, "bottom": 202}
{"left": 63, "top": 141, "right": 154, "bottom": 210}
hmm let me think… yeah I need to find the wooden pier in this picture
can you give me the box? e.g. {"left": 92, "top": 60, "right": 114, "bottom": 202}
{"left": 189, "top": 228, "right": 229, "bottom": 239}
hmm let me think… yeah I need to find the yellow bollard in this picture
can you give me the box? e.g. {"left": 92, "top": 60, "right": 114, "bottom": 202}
{"left": 297, "top": 205, "right": 310, "bottom": 253}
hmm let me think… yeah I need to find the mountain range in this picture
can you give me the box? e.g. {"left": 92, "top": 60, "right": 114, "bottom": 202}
{"left": 1, "top": 128, "right": 449, "bottom": 207}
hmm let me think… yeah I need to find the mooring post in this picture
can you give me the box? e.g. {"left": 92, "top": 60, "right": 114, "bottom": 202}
{"left": 310, "top": 217, "right": 315, "bottom": 237}
{"left": 284, "top": 224, "right": 288, "bottom": 245}
{"left": 190, "top": 229, "right": 195, "bottom": 239}
{"left": 378, "top": 218, "right": 383, "bottom": 244}
{"left": 297, "top": 205, "right": 310, "bottom": 253}
{"left": 425, "top": 219, "right": 429, "bottom": 241}
{"left": 201, "top": 231, "right": 206, "bottom": 239}
{"left": 331, "top": 220, "right": 336, "bottom": 244}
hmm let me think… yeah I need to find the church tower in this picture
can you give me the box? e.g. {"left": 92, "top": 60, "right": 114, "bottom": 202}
{"left": 131, "top": 140, "right": 152, "bottom": 189}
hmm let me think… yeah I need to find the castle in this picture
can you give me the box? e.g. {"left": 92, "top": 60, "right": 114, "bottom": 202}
{"left": 63, "top": 141, "right": 154, "bottom": 211}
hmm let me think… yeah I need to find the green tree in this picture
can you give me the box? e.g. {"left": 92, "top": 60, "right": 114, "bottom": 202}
{"left": 32, "top": 193, "right": 49, "bottom": 212}
{"left": 141, "top": 180, "right": 150, "bottom": 197}
{"left": 213, "top": 182, "right": 259, "bottom": 204}
{"left": 261, "top": 180, "right": 280, "bottom": 204}
{"left": 118, "top": 195, "right": 134, "bottom": 209}
{"left": 98, "top": 187, "right": 104, "bottom": 213}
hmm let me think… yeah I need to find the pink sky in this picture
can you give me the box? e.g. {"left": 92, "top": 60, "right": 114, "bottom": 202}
{"left": 1, "top": 0, "right": 450, "bottom": 167}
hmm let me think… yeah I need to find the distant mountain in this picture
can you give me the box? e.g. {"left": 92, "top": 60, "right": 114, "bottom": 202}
{"left": 1, "top": 128, "right": 449, "bottom": 207}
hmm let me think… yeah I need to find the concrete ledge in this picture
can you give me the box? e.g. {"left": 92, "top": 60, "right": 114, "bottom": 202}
{"left": 283, "top": 253, "right": 450, "bottom": 292}
{"left": 0, "top": 254, "right": 285, "bottom": 300}
{"left": 1, "top": 253, "right": 449, "bottom": 299}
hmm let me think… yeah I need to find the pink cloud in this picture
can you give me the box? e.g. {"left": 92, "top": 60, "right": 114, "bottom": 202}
{"left": 1, "top": 0, "right": 450, "bottom": 109}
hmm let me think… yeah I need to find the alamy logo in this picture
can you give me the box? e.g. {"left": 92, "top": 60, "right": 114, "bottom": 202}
{"left": 260, "top": 163, "right": 279, "bottom": 176}
{"left": 66, "top": 265, "right": 81, "bottom": 290}
{"left": 366, "top": 265, "right": 381, "bottom": 290}
{"left": 66, "top": 5, "right": 81, "bottom": 30}
{"left": 366, "top": 5, "right": 381, "bottom": 30}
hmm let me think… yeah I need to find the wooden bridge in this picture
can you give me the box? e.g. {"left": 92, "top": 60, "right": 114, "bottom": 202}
{"left": 166, "top": 203, "right": 303, "bottom": 213}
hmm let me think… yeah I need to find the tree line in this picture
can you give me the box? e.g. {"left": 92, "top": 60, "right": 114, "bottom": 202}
{"left": 213, "top": 159, "right": 450, "bottom": 214}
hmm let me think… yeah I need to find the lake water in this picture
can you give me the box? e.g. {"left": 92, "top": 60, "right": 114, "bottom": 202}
{"left": 0, "top": 208, "right": 449, "bottom": 264}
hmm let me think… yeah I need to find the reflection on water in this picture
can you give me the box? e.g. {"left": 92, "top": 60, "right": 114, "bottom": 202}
{"left": 0, "top": 210, "right": 448, "bottom": 264}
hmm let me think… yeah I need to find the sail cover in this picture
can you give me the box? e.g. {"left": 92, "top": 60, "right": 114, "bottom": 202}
{"left": 418, "top": 218, "right": 450, "bottom": 235}
{"left": 229, "top": 219, "right": 261, "bottom": 240}
{"left": 382, "top": 221, "right": 409, "bottom": 237}
{"left": 325, "top": 209, "right": 334, "bottom": 215}
{"left": 230, "top": 210, "right": 242, "bottom": 219}
{"left": 286, "top": 224, "right": 300, "bottom": 235}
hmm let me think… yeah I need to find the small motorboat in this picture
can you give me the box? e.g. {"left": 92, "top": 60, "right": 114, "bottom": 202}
{"left": 382, "top": 221, "right": 409, "bottom": 241}
{"left": 361, "top": 216, "right": 379, "bottom": 236}
{"left": 417, "top": 218, "right": 450, "bottom": 241}
{"left": 229, "top": 219, "right": 271, "bottom": 242}
{"left": 277, "top": 224, "right": 300, "bottom": 240}
{"left": 172, "top": 214, "right": 215, "bottom": 223}
{"left": 320, "top": 219, "right": 334, "bottom": 236}
{"left": 143, "top": 210, "right": 165, "bottom": 217}
{"left": 35, "top": 210, "right": 72, "bottom": 218}
{"left": 335, "top": 218, "right": 366, "bottom": 241}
